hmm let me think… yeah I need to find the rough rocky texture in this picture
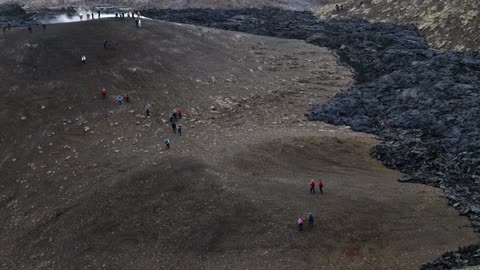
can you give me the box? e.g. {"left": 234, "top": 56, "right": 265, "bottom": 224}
{"left": 314, "top": 0, "right": 480, "bottom": 52}
{"left": 142, "top": 8, "right": 480, "bottom": 268}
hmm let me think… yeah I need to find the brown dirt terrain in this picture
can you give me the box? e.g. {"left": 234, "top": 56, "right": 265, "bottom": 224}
{"left": 0, "top": 18, "right": 477, "bottom": 269}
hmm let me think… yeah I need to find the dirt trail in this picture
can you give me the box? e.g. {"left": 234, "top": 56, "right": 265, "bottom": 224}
{"left": 0, "top": 18, "right": 477, "bottom": 269}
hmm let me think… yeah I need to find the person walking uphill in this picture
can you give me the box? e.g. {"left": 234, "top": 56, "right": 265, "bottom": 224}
{"left": 171, "top": 121, "right": 177, "bottom": 134}
{"left": 101, "top": 88, "right": 107, "bottom": 98}
{"left": 165, "top": 138, "right": 170, "bottom": 150}
{"left": 308, "top": 213, "right": 314, "bottom": 226}
{"left": 318, "top": 179, "right": 324, "bottom": 194}
{"left": 298, "top": 217, "right": 304, "bottom": 231}
{"left": 309, "top": 179, "right": 315, "bottom": 194}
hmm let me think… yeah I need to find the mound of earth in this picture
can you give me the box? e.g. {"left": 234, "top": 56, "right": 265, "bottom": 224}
{"left": 314, "top": 0, "right": 480, "bottom": 52}
{"left": 143, "top": 8, "right": 480, "bottom": 269}
{"left": 0, "top": 17, "right": 477, "bottom": 269}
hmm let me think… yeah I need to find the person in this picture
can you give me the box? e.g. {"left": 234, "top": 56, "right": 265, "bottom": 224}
{"left": 27, "top": 25, "right": 32, "bottom": 33}
{"left": 335, "top": 4, "right": 340, "bottom": 12}
{"left": 7, "top": 21, "right": 11, "bottom": 30}
{"left": 127, "top": 11, "right": 131, "bottom": 18}
{"left": 135, "top": 19, "right": 139, "bottom": 28}
{"left": 165, "top": 138, "right": 170, "bottom": 149}
{"left": 145, "top": 104, "right": 151, "bottom": 117}
{"left": 124, "top": 92, "right": 129, "bottom": 102}
{"left": 340, "top": 4, "right": 344, "bottom": 10}
{"left": 308, "top": 213, "right": 314, "bottom": 226}
{"left": 79, "top": 13, "right": 83, "bottom": 20}
{"left": 138, "top": 19, "right": 141, "bottom": 28}
{"left": 177, "top": 124, "right": 182, "bottom": 135}
{"left": 104, "top": 40, "right": 108, "bottom": 49}
{"left": 172, "top": 109, "right": 178, "bottom": 122}
{"left": 81, "top": 55, "right": 86, "bottom": 64}
{"left": 91, "top": 13, "right": 95, "bottom": 19}
{"left": 178, "top": 108, "right": 183, "bottom": 119}
{"left": 309, "top": 179, "right": 315, "bottom": 194}
{"left": 298, "top": 217, "right": 304, "bottom": 231}
{"left": 318, "top": 179, "right": 324, "bottom": 194}
{"left": 115, "top": 12, "right": 119, "bottom": 18}
{"left": 171, "top": 121, "right": 177, "bottom": 133}
{"left": 86, "top": 12, "right": 90, "bottom": 20}
{"left": 117, "top": 95, "right": 123, "bottom": 104}
{"left": 42, "top": 23, "right": 46, "bottom": 31}
{"left": 97, "top": 11, "right": 101, "bottom": 18}
{"left": 101, "top": 88, "right": 107, "bottom": 98}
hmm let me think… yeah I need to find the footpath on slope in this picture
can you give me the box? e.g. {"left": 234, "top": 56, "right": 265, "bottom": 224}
{"left": 142, "top": 8, "right": 480, "bottom": 269}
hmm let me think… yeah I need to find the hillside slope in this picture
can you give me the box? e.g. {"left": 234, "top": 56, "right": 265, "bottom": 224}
{"left": 315, "top": 0, "right": 479, "bottom": 51}
{"left": 0, "top": 18, "right": 477, "bottom": 269}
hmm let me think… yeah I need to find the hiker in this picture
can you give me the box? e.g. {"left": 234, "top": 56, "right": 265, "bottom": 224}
{"left": 124, "top": 92, "right": 129, "bottom": 102}
{"left": 309, "top": 179, "right": 315, "bottom": 194}
{"left": 27, "top": 25, "right": 32, "bottom": 33}
{"left": 172, "top": 109, "right": 178, "bottom": 122}
{"left": 42, "top": 23, "right": 46, "bottom": 31}
{"left": 79, "top": 13, "right": 83, "bottom": 20}
{"left": 335, "top": 4, "right": 340, "bottom": 12}
{"left": 318, "top": 179, "right": 324, "bottom": 194}
{"left": 115, "top": 12, "right": 119, "bottom": 18}
{"left": 138, "top": 19, "right": 141, "bottom": 28}
{"left": 97, "top": 11, "right": 101, "bottom": 18}
{"left": 135, "top": 19, "right": 139, "bottom": 28}
{"left": 298, "top": 217, "right": 304, "bottom": 231}
{"left": 117, "top": 95, "right": 123, "bottom": 104}
{"left": 86, "top": 12, "right": 90, "bottom": 20}
{"left": 340, "top": 4, "right": 344, "bottom": 10}
{"left": 103, "top": 40, "right": 108, "bottom": 49}
{"left": 7, "top": 21, "right": 11, "bottom": 30}
{"left": 177, "top": 124, "right": 182, "bottom": 135}
{"left": 178, "top": 108, "right": 183, "bottom": 119}
{"left": 165, "top": 138, "right": 170, "bottom": 149}
{"left": 145, "top": 104, "right": 151, "bottom": 117}
{"left": 308, "top": 213, "right": 314, "bottom": 226}
{"left": 101, "top": 88, "right": 107, "bottom": 98}
{"left": 81, "top": 55, "right": 86, "bottom": 64}
{"left": 127, "top": 11, "right": 131, "bottom": 18}
{"left": 171, "top": 121, "right": 177, "bottom": 133}
{"left": 91, "top": 13, "right": 95, "bottom": 19}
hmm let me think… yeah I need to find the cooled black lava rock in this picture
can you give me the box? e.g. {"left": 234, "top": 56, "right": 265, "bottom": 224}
{"left": 141, "top": 8, "right": 480, "bottom": 268}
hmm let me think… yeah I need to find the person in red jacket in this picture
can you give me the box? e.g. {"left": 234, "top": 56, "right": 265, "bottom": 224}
{"left": 101, "top": 88, "right": 107, "bottom": 99}
{"left": 178, "top": 108, "right": 183, "bottom": 119}
{"left": 309, "top": 179, "right": 315, "bottom": 194}
{"left": 318, "top": 179, "right": 324, "bottom": 194}
{"left": 124, "top": 92, "right": 129, "bottom": 102}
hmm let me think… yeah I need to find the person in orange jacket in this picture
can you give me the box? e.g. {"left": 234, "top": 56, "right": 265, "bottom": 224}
{"left": 318, "top": 179, "right": 324, "bottom": 194}
{"left": 309, "top": 179, "right": 315, "bottom": 194}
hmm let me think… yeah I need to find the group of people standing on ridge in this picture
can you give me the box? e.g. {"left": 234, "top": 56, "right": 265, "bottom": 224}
{"left": 297, "top": 179, "right": 325, "bottom": 232}
{"left": 79, "top": 10, "right": 101, "bottom": 20}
